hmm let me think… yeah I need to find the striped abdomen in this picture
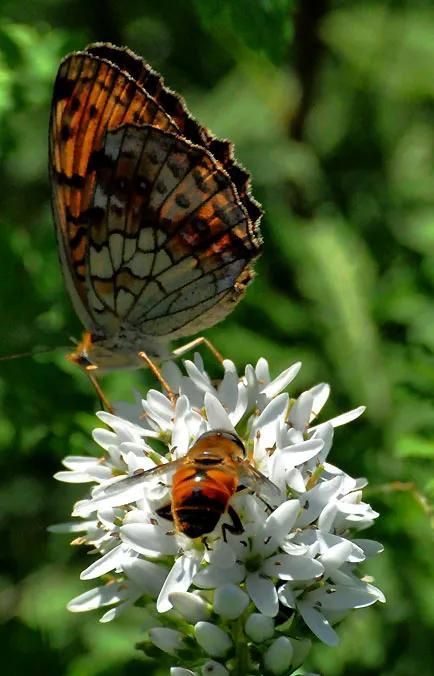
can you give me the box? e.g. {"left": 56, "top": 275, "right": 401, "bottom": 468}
{"left": 171, "top": 464, "right": 238, "bottom": 538}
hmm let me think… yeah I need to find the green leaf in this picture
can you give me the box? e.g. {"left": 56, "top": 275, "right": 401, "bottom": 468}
{"left": 193, "top": 0, "right": 294, "bottom": 63}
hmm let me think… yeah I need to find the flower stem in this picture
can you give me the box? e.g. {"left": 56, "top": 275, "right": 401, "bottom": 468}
{"left": 232, "top": 613, "right": 250, "bottom": 675}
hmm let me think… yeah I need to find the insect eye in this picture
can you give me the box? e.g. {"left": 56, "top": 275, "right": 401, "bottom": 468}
{"left": 214, "top": 430, "right": 246, "bottom": 456}
{"left": 68, "top": 352, "right": 96, "bottom": 371}
{"left": 196, "top": 429, "right": 246, "bottom": 455}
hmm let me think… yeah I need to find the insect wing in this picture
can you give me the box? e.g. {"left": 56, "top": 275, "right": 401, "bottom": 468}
{"left": 49, "top": 48, "right": 178, "bottom": 334}
{"left": 90, "top": 457, "right": 182, "bottom": 509}
{"left": 84, "top": 123, "right": 262, "bottom": 339}
{"left": 238, "top": 462, "right": 282, "bottom": 506}
{"left": 50, "top": 44, "right": 263, "bottom": 348}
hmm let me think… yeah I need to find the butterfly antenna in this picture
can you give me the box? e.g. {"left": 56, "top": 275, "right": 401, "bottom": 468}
{"left": 0, "top": 347, "right": 55, "bottom": 362}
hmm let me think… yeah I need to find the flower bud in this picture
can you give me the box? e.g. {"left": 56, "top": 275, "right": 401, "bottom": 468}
{"left": 149, "top": 627, "right": 184, "bottom": 655}
{"left": 214, "top": 584, "right": 249, "bottom": 619}
{"left": 245, "top": 613, "right": 275, "bottom": 642}
{"left": 194, "top": 622, "right": 232, "bottom": 657}
{"left": 201, "top": 660, "right": 229, "bottom": 675}
{"left": 264, "top": 636, "right": 293, "bottom": 674}
{"left": 170, "top": 591, "right": 210, "bottom": 623}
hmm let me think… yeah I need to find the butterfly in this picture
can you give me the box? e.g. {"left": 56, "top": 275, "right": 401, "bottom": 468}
{"left": 49, "top": 43, "right": 263, "bottom": 377}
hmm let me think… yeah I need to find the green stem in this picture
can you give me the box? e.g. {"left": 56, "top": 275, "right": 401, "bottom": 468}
{"left": 232, "top": 613, "right": 250, "bottom": 676}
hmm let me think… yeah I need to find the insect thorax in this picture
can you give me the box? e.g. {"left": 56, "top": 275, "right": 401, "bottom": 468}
{"left": 68, "top": 329, "right": 170, "bottom": 371}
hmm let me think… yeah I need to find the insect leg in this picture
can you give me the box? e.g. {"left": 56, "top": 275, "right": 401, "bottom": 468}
{"left": 202, "top": 536, "right": 211, "bottom": 551}
{"left": 87, "top": 372, "right": 113, "bottom": 413}
{"left": 222, "top": 505, "right": 244, "bottom": 543}
{"left": 138, "top": 351, "right": 175, "bottom": 401}
{"left": 172, "top": 337, "right": 224, "bottom": 365}
{"left": 237, "top": 484, "right": 274, "bottom": 513}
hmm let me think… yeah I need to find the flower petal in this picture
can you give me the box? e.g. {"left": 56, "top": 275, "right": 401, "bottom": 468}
{"left": 204, "top": 392, "right": 236, "bottom": 432}
{"left": 289, "top": 392, "right": 313, "bottom": 431}
{"left": 297, "top": 601, "right": 339, "bottom": 646}
{"left": 260, "top": 362, "right": 302, "bottom": 399}
{"left": 308, "top": 383, "right": 330, "bottom": 420}
{"left": 123, "top": 557, "right": 168, "bottom": 596}
{"left": 67, "top": 584, "right": 129, "bottom": 612}
{"left": 121, "top": 523, "right": 178, "bottom": 557}
{"left": 157, "top": 553, "right": 201, "bottom": 612}
{"left": 246, "top": 572, "right": 278, "bottom": 617}
{"left": 310, "top": 406, "right": 366, "bottom": 431}
{"left": 261, "top": 500, "right": 300, "bottom": 554}
{"left": 262, "top": 554, "right": 323, "bottom": 581}
{"left": 80, "top": 544, "right": 126, "bottom": 580}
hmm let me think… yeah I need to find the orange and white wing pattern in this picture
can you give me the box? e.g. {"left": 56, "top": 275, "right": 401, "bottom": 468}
{"left": 49, "top": 43, "right": 263, "bottom": 368}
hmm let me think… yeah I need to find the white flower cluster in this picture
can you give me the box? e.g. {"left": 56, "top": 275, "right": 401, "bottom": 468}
{"left": 53, "top": 356, "right": 384, "bottom": 675}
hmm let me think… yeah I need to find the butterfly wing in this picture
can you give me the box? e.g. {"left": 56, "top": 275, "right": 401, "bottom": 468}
{"left": 82, "top": 123, "right": 262, "bottom": 341}
{"left": 49, "top": 48, "right": 178, "bottom": 333}
{"left": 50, "top": 44, "right": 262, "bottom": 351}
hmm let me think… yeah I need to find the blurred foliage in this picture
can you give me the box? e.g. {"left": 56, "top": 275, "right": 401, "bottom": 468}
{"left": 0, "top": 1, "right": 433, "bottom": 674}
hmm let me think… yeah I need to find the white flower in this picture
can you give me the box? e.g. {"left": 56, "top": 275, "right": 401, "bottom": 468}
{"left": 194, "top": 499, "right": 324, "bottom": 617}
{"left": 54, "top": 356, "right": 384, "bottom": 673}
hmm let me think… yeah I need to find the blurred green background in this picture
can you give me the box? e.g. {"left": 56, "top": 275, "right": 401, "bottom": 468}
{"left": 0, "top": 1, "right": 433, "bottom": 674}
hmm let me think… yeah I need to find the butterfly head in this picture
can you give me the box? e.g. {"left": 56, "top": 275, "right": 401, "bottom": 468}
{"left": 67, "top": 331, "right": 148, "bottom": 372}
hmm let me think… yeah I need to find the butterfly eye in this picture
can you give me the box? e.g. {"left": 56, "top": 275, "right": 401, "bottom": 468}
{"left": 69, "top": 353, "right": 94, "bottom": 369}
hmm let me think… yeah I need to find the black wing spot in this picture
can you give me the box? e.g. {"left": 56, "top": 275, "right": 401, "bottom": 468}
{"left": 136, "top": 177, "right": 148, "bottom": 196}
{"left": 155, "top": 179, "right": 167, "bottom": 195}
{"left": 148, "top": 150, "right": 159, "bottom": 165}
{"left": 53, "top": 77, "right": 75, "bottom": 102}
{"left": 70, "top": 96, "right": 81, "bottom": 113}
{"left": 144, "top": 72, "right": 160, "bottom": 96}
{"left": 192, "top": 169, "right": 210, "bottom": 193}
{"left": 111, "top": 203, "right": 124, "bottom": 217}
{"left": 191, "top": 217, "right": 209, "bottom": 233}
{"left": 67, "top": 206, "right": 106, "bottom": 229}
{"left": 114, "top": 176, "right": 128, "bottom": 194}
{"left": 54, "top": 170, "right": 85, "bottom": 189}
{"left": 176, "top": 193, "right": 190, "bottom": 209}
{"left": 61, "top": 124, "right": 72, "bottom": 142}
{"left": 215, "top": 173, "right": 230, "bottom": 189}
{"left": 88, "top": 148, "right": 115, "bottom": 172}
{"left": 168, "top": 158, "right": 183, "bottom": 178}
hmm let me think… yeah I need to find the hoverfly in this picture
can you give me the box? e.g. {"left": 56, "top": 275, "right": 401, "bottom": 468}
{"left": 93, "top": 429, "right": 280, "bottom": 540}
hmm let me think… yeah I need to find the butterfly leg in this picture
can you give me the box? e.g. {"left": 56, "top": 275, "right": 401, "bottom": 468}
{"left": 172, "top": 337, "right": 224, "bottom": 364}
{"left": 138, "top": 351, "right": 176, "bottom": 402}
{"left": 87, "top": 372, "right": 113, "bottom": 413}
